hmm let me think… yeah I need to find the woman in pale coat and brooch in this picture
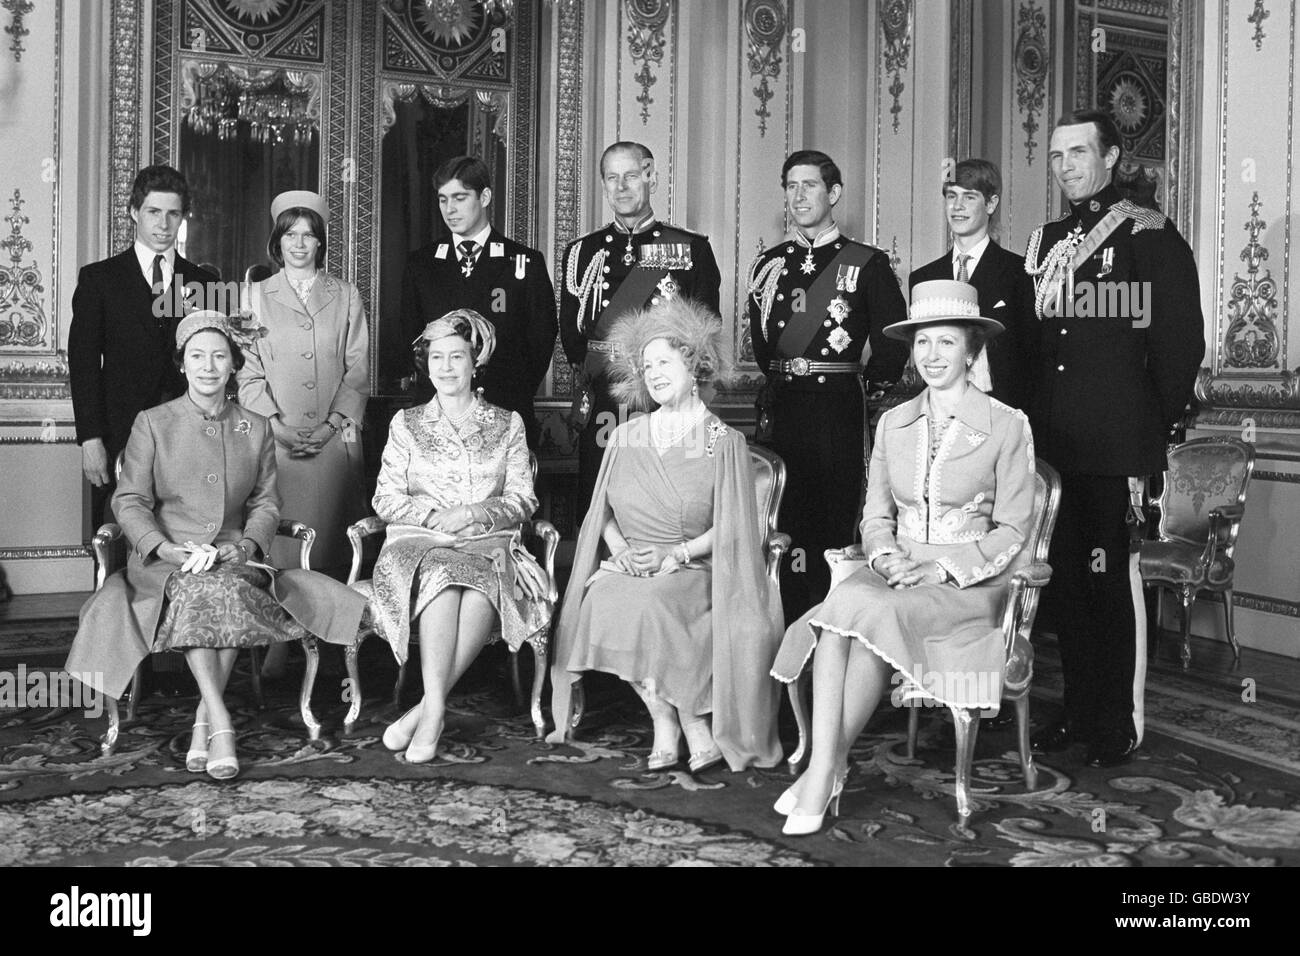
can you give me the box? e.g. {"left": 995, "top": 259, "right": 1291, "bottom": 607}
{"left": 769, "top": 280, "right": 1037, "bottom": 835}
{"left": 238, "top": 190, "right": 369, "bottom": 678}
{"left": 369, "top": 309, "right": 551, "bottom": 764}
{"left": 65, "top": 311, "right": 365, "bottom": 780}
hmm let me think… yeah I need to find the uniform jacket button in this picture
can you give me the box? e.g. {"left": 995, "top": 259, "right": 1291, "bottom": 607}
{"left": 302, "top": 321, "right": 313, "bottom": 330}
{"left": 601, "top": 300, "right": 609, "bottom": 308}
{"left": 784, "top": 374, "right": 793, "bottom": 382}
{"left": 823, "top": 319, "right": 832, "bottom": 327}
{"left": 817, "top": 375, "right": 826, "bottom": 383}
{"left": 821, "top": 348, "right": 829, "bottom": 356}
{"left": 602, "top": 266, "right": 610, "bottom": 273}
{"left": 777, "top": 320, "right": 785, "bottom": 328}
{"left": 776, "top": 293, "right": 785, "bottom": 301}
{"left": 1057, "top": 364, "right": 1065, "bottom": 371}
{"left": 205, "top": 425, "right": 216, "bottom": 436}
{"left": 303, "top": 350, "right": 314, "bottom": 358}
{"left": 206, "top": 474, "right": 218, "bottom": 484}
{"left": 781, "top": 268, "right": 788, "bottom": 276}
{"left": 1060, "top": 328, "right": 1067, "bottom": 335}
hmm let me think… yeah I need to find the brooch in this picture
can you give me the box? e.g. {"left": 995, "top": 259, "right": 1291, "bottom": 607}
{"left": 827, "top": 327, "right": 852, "bottom": 353}
{"left": 235, "top": 419, "right": 252, "bottom": 435}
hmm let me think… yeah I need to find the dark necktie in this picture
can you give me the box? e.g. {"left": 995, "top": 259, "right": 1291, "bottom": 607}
{"left": 151, "top": 254, "right": 167, "bottom": 325}
{"left": 459, "top": 240, "right": 479, "bottom": 278}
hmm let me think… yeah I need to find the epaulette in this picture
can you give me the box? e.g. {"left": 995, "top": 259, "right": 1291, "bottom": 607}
{"left": 1114, "top": 199, "right": 1168, "bottom": 234}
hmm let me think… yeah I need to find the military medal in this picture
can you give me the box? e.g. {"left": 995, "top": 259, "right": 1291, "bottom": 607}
{"left": 623, "top": 234, "right": 636, "bottom": 267}
{"left": 828, "top": 327, "right": 851, "bottom": 353}
{"left": 516, "top": 254, "right": 528, "bottom": 279}
{"left": 1097, "top": 246, "right": 1114, "bottom": 277}
{"left": 800, "top": 247, "right": 816, "bottom": 275}
{"left": 836, "top": 265, "right": 860, "bottom": 293}
{"left": 656, "top": 274, "right": 680, "bottom": 300}
{"left": 828, "top": 295, "right": 850, "bottom": 323}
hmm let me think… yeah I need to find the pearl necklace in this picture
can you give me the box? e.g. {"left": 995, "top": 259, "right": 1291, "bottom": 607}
{"left": 438, "top": 397, "right": 476, "bottom": 429}
{"left": 650, "top": 403, "right": 708, "bottom": 449}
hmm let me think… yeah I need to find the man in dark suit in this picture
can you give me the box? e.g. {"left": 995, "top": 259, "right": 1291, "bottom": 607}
{"left": 70, "top": 165, "right": 219, "bottom": 530}
{"left": 400, "top": 156, "right": 557, "bottom": 449}
{"left": 561, "top": 141, "right": 721, "bottom": 520}
{"left": 908, "top": 159, "right": 1035, "bottom": 409}
{"left": 1026, "top": 110, "right": 1205, "bottom": 767}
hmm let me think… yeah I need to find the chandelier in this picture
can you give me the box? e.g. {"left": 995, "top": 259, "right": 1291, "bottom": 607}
{"left": 182, "top": 63, "right": 319, "bottom": 145}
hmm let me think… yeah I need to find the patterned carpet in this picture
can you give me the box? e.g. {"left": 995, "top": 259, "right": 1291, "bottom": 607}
{"left": 2, "top": 640, "right": 1298, "bottom": 867}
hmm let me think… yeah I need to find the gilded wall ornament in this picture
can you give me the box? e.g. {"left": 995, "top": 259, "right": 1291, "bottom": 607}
{"left": 1223, "top": 193, "right": 1280, "bottom": 369}
{"left": 880, "top": 0, "right": 911, "bottom": 134}
{"left": 625, "top": 0, "right": 669, "bottom": 125}
{"left": 0, "top": 189, "right": 48, "bottom": 349}
{"left": 1195, "top": 367, "right": 1300, "bottom": 411}
{"left": 1014, "top": 0, "right": 1048, "bottom": 165}
{"left": 550, "top": 0, "right": 583, "bottom": 397}
{"left": 1248, "top": 0, "right": 1268, "bottom": 50}
{"left": 2, "top": 0, "right": 33, "bottom": 61}
{"left": 744, "top": 0, "right": 785, "bottom": 138}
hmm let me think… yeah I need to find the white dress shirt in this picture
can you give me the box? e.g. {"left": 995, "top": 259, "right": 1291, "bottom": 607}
{"left": 951, "top": 234, "right": 990, "bottom": 280}
{"left": 453, "top": 223, "right": 493, "bottom": 262}
{"left": 134, "top": 241, "right": 176, "bottom": 290}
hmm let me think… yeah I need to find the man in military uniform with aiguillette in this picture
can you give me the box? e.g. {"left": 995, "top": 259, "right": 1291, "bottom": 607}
{"left": 561, "top": 141, "right": 721, "bottom": 520}
{"left": 748, "top": 149, "right": 909, "bottom": 622}
{"left": 1025, "top": 109, "right": 1204, "bottom": 768}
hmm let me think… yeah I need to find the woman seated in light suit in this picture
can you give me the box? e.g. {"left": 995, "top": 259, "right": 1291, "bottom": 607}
{"left": 371, "top": 309, "right": 551, "bottom": 764}
{"left": 547, "top": 298, "right": 783, "bottom": 774}
{"left": 65, "top": 311, "right": 365, "bottom": 781}
{"left": 769, "top": 280, "right": 1037, "bottom": 834}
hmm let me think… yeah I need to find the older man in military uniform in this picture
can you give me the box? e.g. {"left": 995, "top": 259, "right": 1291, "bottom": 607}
{"left": 748, "top": 149, "right": 909, "bottom": 622}
{"left": 561, "top": 141, "right": 721, "bottom": 519}
{"left": 1026, "top": 109, "right": 1204, "bottom": 767}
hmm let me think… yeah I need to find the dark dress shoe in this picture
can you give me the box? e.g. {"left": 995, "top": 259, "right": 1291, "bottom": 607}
{"left": 1030, "top": 721, "right": 1074, "bottom": 754}
{"left": 1085, "top": 738, "right": 1137, "bottom": 768}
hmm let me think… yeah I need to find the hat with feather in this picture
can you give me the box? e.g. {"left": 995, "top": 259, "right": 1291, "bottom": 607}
{"left": 606, "top": 297, "right": 734, "bottom": 411}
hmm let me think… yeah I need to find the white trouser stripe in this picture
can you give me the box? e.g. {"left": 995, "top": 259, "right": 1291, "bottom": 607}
{"left": 1129, "top": 551, "right": 1146, "bottom": 745}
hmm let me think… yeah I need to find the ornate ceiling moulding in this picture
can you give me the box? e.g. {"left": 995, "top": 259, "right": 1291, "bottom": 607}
{"left": 1222, "top": 192, "right": 1280, "bottom": 371}
{"left": 744, "top": 0, "right": 785, "bottom": 138}
{"left": 880, "top": 0, "right": 912, "bottom": 134}
{"left": 625, "top": 0, "right": 670, "bottom": 126}
{"left": 0, "top": 189, "right": 48, "bottom": 350}
{"left": 1014, "top": 0, "right": 1047, "bottom": 165}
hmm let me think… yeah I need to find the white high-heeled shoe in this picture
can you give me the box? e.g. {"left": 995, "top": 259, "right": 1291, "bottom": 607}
{"left": 382, "top": 705, "right": 420, "bottom": 752}
{"left": 185, "top": 721, "right": 209, "bottom": 773}
{"left": 774, "top": 767, "right": 848, "bottom": 815}
{"left": 781, "top": 773, "right": 846, "bottom": 836}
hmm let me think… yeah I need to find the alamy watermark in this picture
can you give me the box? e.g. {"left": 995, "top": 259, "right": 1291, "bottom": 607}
{"left": 1041, "top": 275, "right": 1152, "bottom": 328}
{"left": 889, "top": 666, "right": 1001, "bottom": 714}
{"left": 0, "top": 665, "right": 103, "bottom": 718}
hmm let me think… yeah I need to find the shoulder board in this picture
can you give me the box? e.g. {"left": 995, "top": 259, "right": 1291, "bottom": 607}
{"left": 1114, "top": 199, "right": 1168, "bottom": 234}
{"left": 655, "top": 223, "right": 707, "bottom": 242}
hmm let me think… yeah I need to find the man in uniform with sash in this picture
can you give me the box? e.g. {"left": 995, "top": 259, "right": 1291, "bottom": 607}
{"left": 1025, "top": 110, "right": 1204, "bottom": 767}
{"left": 561, "top": 141, "right": 721, "bottom": 518}
{"left": 401, "top": 155, "right": 557, "bottom": 449}
{"left": 748, "top": 149, "right": 909, "bottom": 621}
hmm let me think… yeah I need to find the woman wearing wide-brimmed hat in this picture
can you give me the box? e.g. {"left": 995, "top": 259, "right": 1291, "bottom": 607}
{"left": 769, "top": 280, "right": 1038, "bottom": 834}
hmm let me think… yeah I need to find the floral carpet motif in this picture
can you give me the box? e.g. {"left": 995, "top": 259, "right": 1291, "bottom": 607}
{"left": 1, "top": 653, "right": 1298, "bottom": 867}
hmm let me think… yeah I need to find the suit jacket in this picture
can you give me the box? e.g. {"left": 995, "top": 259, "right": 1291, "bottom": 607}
{"left": 863, "top": 386, "right": 1037, "bottom": 588}
{"left": 908, "top": 240, "right": 1036, "bottom": 409}
{"left": 69, "top": 249, "right": 219, "bottom": 456}
{"left": 1024, "top": 184, "right": 1205, "bottom": 475}
{"left": 400, "top": 228, "right": 557, "bottom": 418}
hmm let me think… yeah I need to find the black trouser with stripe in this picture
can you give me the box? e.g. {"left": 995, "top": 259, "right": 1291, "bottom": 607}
{"left": 768, "top": 385, "right": 865, "bottom": 625}
{"left": 1045, "top": 472, "right": 1145, "bottom": 748}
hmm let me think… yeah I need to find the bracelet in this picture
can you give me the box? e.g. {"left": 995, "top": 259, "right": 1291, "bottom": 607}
{"left": 325, "top": 419, "right": 341, "bottom": 435}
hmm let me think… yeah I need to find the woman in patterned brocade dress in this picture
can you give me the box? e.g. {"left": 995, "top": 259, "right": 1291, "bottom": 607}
{"left": 369, "top": 310, "right": 552, "bottom": 764}
{"left": 770, "top": 280, "right": 1037, "bottom": 835}
{"left": 65, "top": 311, "right": 366, "bottom": 782}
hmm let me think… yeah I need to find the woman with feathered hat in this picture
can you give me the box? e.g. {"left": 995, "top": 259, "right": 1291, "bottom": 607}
{"left": 547, "top": 298, "right": 783, "bottom": 773}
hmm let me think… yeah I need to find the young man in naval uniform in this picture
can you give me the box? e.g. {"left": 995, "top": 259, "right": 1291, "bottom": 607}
{"left": 561, "top": 141, "right": 721, "bottom": 519}
{"left": 908, "top": 158, "right": 1035, "bottom": 409}
{"left": 1025, "top": 110, "right": 1204, "bottom": 767}
{"left": 747, "top": 149, "right": 909, "bottom": 622}
{"left": 401, "top": 155, "right": 557, "bottom": 449}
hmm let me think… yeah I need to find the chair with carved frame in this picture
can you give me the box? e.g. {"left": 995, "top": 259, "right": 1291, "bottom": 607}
{"left": 90, "top": 453, "right": 327, "bottom": 756}
{"left": 785, "top": 460, "right": 1061, "bottom": 823}
{"left": 344, "top": 453, "right": 560, "bottom": 738}
{"left": 1140, "top": 436, "right": 1255, "bottom": 669}
{"left": 566, "top": 444, "right": 792, "bottom": 734}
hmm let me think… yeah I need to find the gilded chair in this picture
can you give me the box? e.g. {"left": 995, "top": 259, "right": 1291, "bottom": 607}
{"left": 567, "top": 445, "right": 792, "bottom": 733}
{"left": 1140, "top": 437, "right": 1255, "bottom": 669}
{"left": 91, "top": 511, "right": 321, "bottom": 757}
{"left": 344, "top": 454, "right": 560, "bottom": 738}
{"left": 786, "top": 460, "right": 1061, "bottom": 823}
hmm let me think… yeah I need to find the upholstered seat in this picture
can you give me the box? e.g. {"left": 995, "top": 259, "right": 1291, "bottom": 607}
{"left": 1139, "top": 437, "right": 1254, "bottom": 668}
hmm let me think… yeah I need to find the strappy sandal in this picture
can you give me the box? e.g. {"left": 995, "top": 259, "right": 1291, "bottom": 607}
{"left": 186, "top": 721, "right": 209, "bottom": 773}
{"left": 205, "top": 728, "right": 239, "bottom": 781}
